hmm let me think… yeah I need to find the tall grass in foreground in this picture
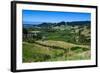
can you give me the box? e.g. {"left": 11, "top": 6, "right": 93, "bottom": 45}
{"left": 23, "top": 41, "right": 90, "bottom": 62}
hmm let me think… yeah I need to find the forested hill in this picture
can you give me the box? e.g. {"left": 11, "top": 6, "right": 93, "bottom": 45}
{"left": 37, "top": 21, "right": 90, "bottom": 27}
{"left": 67, "top": 21, "right": 90, "bottom": 26}
{"left": 23, "top": 21, "right": 91, "bottom": 28}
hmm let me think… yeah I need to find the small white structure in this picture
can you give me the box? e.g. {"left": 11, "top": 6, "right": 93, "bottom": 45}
{"left": 23, "top": 31, "right": 40, "bottom": 38}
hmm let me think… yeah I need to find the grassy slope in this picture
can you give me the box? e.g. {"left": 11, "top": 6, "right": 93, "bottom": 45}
{"left": 23, "top": 40, "right": 90, "bottom": 62}
{"left": 36, "top": 40, "right": 90, "bottom": 49}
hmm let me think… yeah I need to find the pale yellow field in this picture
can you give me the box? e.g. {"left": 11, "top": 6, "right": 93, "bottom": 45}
{"left": 36, "top": 40, "right": 90, "bottom": 50}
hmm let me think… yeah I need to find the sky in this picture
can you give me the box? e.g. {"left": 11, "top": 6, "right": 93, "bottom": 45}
{"left": 22, "top": 10, "right": 91, "bottom": 24}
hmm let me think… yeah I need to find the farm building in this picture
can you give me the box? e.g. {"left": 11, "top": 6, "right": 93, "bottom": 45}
{"left": 23, "top": 31, "right": 40, "bottom": 39}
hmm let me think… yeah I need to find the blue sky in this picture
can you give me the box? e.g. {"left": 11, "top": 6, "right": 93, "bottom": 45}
{"left": 22, "top": 10, "right": 91, "bottom": 24}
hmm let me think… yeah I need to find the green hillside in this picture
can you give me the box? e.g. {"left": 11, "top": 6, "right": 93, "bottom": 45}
{"left": 23, "top": 21, "right": 91, "bottom": 62}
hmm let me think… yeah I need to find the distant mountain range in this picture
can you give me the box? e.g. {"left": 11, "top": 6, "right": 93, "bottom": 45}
{"left": 67, "top": 21, "right": 90, "bottom": 26}
{"left": 23, "top": 21, "right": 91, "bottom": 28}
